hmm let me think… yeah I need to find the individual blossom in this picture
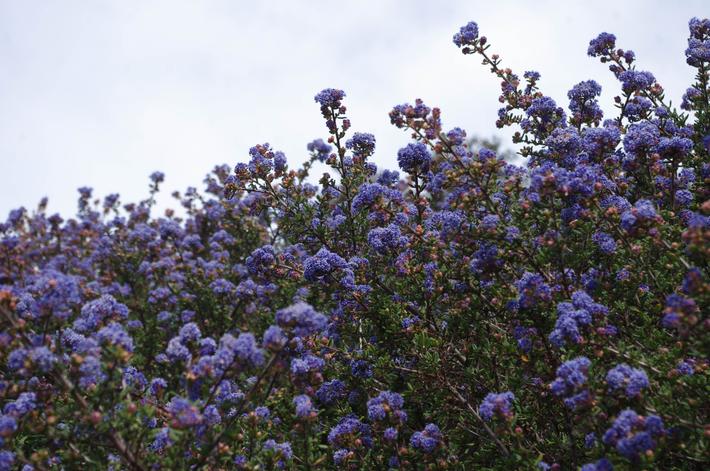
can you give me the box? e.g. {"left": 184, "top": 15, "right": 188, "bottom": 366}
{"left": 73, "top": 295, "right": 129, "bottom": 333}
{"left": 352, "top": 183, "right": 402, "bottom": 213}
{"left": 210, "top": 278, "right": 236, "bottom": 296}
{"left": 253, "top": 406, "right": 271, "bottom": 422}
{"left": 469, "top": 243, "right": 503, "bottom": 277}
{"left": 3, "top": 393, "right": 36, "bottom": 417}
{"left": 219, "top": 332, "right": 265, "bottom": 369}
{"left": 521, "top": 97, "right": 566, "bottom": 139}
{"left": 513, "top": 326, "right": 536, "bottom": 352}
{"left": 199, "top": 337, "right": 217, "bottom": 356}
{"left": 28, "top": 346, "right": 57, "bottom": 373}
{"left": 149, "top": 378, "right": 168, "bottom": 397}
{"left": 332, "top": 449, "right": 351, "bottom": 466}
{"left": 656, "top": 136, "right": 693, "bottom": 160}
{"left": 166, "top": 336, "right": 192, "bottom": 363}
{"left": 149, "top": 171, "right": 165, "bottom": 184}
{"left": 123, "top": 366, "right": 147, "bottom": 391}
{"left": 389, "top": 99, "right": 441, "bottom": 138}
{"left": 78, "top": 356, "right": 106, "bottom": 388}
{"left": 674, "top": 189, "right": 693, "bottom": 207}
{"left": 480, "top": 214, "right": 500, "bottom": 231}
{"left": 681, "top": 86, "right": 702, "bottom": 110}
{"left": 624, "top": 96, "right": 653, "bottom": 121}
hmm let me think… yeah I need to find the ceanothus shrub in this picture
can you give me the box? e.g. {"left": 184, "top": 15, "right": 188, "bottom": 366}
{"left": 0, "top": 16, "right": 708, "bottom": 471}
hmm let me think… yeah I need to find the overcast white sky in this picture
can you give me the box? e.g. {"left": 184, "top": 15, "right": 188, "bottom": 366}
{"left": 0, "top": 0, "right": 705, "bottom": 217}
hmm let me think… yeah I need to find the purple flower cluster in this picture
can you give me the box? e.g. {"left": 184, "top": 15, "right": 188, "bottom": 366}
{"left": 303, "top": 248, "right": 349, "bottom": 283}
{"left": 479, "top": 391, "right": 515, "bottom": 421}
{"left": 620, "top": 199, "right": 658, "bottom": 232}
{"left": 275, "top": 302, "right": 327, "bottom": 338}
{"left": 549, "top": 291, "right": 608, "bottom": 347}
{"left": 293, "top": 394, "right": 316, "bottom": 418}
{"left": 591, "top": 231, "right": 616, "bottom": 254}
{"left": 346, "top": 132, "right": 376, "bottom": 157}
{"left": 314, "top": 88, "right": 346, "bottom": 108}
{"left": 606, "top": 364, "right": 649, "bottom": 398}
{"left": 328, "top": 416, "right": 372, "bottom": 463}
{"left": 367, "top": 391, "right": 407, "bottom": 424}
{"left": 453, "top": 21, "right": 479, "bottom": 47}
{"left": 397, "top": 142, "right": 432, "bottom": 174}
{"left": 515, "top": 272, "right": 552, "bottom": 309}
{"left": 410, "top": 423, "right": 443, "bottom": 453}
{"left": 603, "top": 409, "right": 665, "bottom": 460}
{"left": 568, "top": 80, "right": 603, "bottom": 124}
{"left": 550, "top": 357, "right": 592, "bottom": 410}
{"left": 581, "top": 458, "right": 613, "bottom": 471}
{"left": 367, "top": 224, "right": 407, "bottom": 255}
{"left": 587, "top": 32, "right": 616, "bottom": 56}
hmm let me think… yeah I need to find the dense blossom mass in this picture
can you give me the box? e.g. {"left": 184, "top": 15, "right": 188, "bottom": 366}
{"left": 0, "top": 16, "right": 708, "bottom": 471}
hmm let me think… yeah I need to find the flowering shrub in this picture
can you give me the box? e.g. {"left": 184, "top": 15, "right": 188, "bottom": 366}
{"left": 0, "top": 16, "right": 708, "bottom": 471}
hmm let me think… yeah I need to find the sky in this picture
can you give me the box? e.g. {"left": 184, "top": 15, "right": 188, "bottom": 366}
{"left": 0, "top": 0, "right": 705, "bottom": 217}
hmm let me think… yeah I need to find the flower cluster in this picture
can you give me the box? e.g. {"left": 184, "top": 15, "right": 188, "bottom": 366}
{"left": 479, "top": 391, "right": 515, "bottom": 422}
{"left": 606, "top": 363, "right": 649, "bottom": 398}
{"left": 602, "top": 409, "right": 665, "bottom": 460}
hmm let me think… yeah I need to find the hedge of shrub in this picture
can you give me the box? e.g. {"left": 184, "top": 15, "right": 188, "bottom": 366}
{"left": 0, "top": 17, "right": 708, "bottom": 471}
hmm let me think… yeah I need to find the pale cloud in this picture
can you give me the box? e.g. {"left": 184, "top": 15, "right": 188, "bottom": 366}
{"left": 0, "top": 0, "right": 705, "bottom": 216}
